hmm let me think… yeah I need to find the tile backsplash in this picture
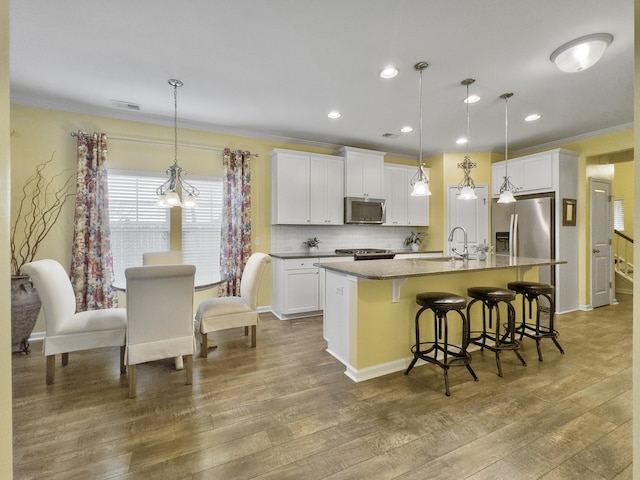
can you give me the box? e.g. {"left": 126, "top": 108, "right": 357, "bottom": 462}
{"left": 271, "top": 225, "right": 427, "bottom": 253}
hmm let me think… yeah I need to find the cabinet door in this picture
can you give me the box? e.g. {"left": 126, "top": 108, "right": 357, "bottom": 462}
{"left": 344, "top": 151, "right": 384, "bottom": 198}
{"left": 272, "top": 152, "right": 310, "bottom": 224}
{"left": 383, "top": 165, "right": 406, "bottom": 225}
{"left": 362, "top": 153, "right": 384, "bottom": 197}
{"left": 309, "top": 157, "right": 327, "bottom": 224}
{"left": 283, "top": 269, "right": 319, "bottom": 314}
{"left": 325, "top": 158, "right": 344, "bottom": 224}
{"left": 521, "top": 154, "right": 553, "bottom": 192}
{"left": 493, "top": 160, "right": 524, "bottom": 197}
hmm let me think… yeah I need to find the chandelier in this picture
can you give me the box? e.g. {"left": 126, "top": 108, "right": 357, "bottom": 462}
{"left": 410, "top": 61, "right": 432, "bottom": 197}
{"left": 497, "top": 92, "right": 518, "bottom": 203}
{"left": 156, "top": 79, "right": 199, "bottom": 208}
{"left": 457, "top": 78, "right": 477, "bottom": 200}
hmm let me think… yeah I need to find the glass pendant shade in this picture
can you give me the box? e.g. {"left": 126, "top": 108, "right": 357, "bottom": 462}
{"left": 497, "top": 189, "right": 516, "bottom": 204}
{"left": 458, "top": 185, "right": 477, "bottom": 200}
{"left": 411, "top": 178, "right": 431, "bottom": 197}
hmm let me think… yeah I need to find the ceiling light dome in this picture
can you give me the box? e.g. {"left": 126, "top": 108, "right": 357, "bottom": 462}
{"left": 550, "top": 33, "right": 613, "bottom": 73}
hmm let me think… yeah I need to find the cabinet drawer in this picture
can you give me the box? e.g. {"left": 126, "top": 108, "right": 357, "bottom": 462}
{"left": 284, "top": 258, "right": 318, "bottom": 270}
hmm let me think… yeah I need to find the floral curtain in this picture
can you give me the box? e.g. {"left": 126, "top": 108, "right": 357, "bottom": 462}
{"left": 219, "top": 148, "right": 252, "bottom": 296}
{"left": 70, "top": 132, "right": 118, "bottom": 310}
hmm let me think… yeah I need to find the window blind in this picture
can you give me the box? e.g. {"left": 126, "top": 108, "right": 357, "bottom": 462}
{"left": 108, "top": 171, "right": 170, "bottom": 284}
{"left": 182, "top": 177, "right": 223, "bottom": 285}
{"left": 614, "top": 198, "right": 624, "bottom": 231}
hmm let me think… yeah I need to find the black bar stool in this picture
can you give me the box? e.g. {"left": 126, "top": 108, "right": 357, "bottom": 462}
{"left": 405, "top": 292, "right": 478, "bottom": 396}
{"left": 467, "top": 286, "right": 526, "bottom": 377}
{"left": 507, "top": 281, "right": 564, "bottom": 361}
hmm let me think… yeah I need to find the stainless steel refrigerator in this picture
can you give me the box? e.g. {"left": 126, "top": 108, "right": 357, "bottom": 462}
{"left": 491, "top": 193, "right": 555, "bottom": 295}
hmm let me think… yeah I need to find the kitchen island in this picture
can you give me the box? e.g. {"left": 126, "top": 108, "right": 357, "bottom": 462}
{"left": 317, "top": 255, "right": 566, "bottom": 382}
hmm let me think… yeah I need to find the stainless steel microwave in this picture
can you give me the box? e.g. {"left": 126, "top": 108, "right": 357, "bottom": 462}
{"left": 344, "top": 197, "right": 386, "bottom": 224}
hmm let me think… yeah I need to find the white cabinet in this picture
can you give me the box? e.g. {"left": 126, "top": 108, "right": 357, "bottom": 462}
{"left": 271, "top": 258, "right": 319, "bottom": 318}
{"left": 336, "top": 146, "right": 385, "bottom": 198}
{"left": 271, "top": 149, "right": 344, "bottom": 225}
{"left": 383, "top": 164, "right": 429, "bottom": 226}
{"left": 271, "top": 256, "right": 354, "bottom": 320}
{"left": 310, "top": 156, "right": 344, "bottom": 224}
{"left": 492, "top": 151, "right": 557, "bottom": 197}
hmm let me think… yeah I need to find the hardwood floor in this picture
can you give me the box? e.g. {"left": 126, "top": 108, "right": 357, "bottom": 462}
{"left": 13, "top": 295, "right": 633, "bottom": 479}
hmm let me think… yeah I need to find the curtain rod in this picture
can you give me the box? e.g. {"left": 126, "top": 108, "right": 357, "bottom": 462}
{"left": 69, "top": 131, "right": 259, "bottom": 157}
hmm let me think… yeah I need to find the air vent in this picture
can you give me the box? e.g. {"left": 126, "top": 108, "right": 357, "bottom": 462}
{"left": 111, "top": 100, "right": 141, "bottom": 111}
{"left": 382, "top": 132, "right": 399, "bottom": 139}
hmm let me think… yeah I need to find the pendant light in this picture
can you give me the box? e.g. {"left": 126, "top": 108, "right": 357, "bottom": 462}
{"left": 497, "top": 92, "right": 517, "bottom": 204}
{"left": 156, "top": 79, "right": 199, "bottom": 208}
{"left": 410, "top": 61, "right": 432, "bottom": 197}
{"left": 457, "top": 78, "right": 477, "bottom": 200}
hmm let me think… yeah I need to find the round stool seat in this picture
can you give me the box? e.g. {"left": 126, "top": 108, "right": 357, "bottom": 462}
{"left": 416, "top": 292, "right": 467, "bottom": 311}
{"left": 507, "top": 281, "right": 554, "bottom": 296}
{"left": 468, "top": 286, "right": 516, "bottom": 302}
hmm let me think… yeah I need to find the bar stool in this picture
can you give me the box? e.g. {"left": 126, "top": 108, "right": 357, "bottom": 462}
{"left": 467, "top": 286, "right": 527, "bottom": 377}
{"left": 405, "top": 292, "right": 478, "bottom": 396}
{"left": 507, "top": 281, "right": 564, "bottom": 361}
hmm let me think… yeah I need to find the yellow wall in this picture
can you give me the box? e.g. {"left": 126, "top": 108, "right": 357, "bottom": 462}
{"left": 1, "top": 0, "right": 13, "bottom": 476}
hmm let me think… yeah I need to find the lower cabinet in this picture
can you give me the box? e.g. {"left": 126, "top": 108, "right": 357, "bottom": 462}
{"left": 271, "top": 256, "right": 353, "bottom": 320}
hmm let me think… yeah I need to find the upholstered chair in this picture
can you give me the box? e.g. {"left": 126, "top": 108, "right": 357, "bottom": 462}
{"left": 142, "top": 251, "right": 183, "bottom": 266}
{"left": 20, "top": 259, "right": 127, "bottom": 385}
{"left": 124, "top": 264, "right": 196, "bottom": 398}
{"left": 195, "top": 252, "right": 270, "bottom": 357}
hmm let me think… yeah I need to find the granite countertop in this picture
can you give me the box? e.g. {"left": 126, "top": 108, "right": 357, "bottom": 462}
{"left": 315, "top": 256, "right": 567, "bottom": 280}
{"left": 269, "top": 250, "right": 443, "bottom": 260}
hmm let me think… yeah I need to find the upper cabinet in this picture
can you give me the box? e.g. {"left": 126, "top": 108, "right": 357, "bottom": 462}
{"left": 336, "top": 146, "right": 385, "bottom": 198}
{"left": 271, "top": 148, "right": 344, "bottom": 225}
{"left": 492, "top": 149, "right": 575, "bottom": 197}
{"left": 383, "top": 163, "right": 429, "bottom": 226}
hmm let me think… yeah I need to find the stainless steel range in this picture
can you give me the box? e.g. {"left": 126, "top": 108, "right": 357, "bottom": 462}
{"left": 334, "top": 248, "right": 396, "bottom": 261}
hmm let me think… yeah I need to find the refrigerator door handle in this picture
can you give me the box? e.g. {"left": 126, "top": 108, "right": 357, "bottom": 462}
{"left": 510, "top": 213, "right": 518, "bottom": 257}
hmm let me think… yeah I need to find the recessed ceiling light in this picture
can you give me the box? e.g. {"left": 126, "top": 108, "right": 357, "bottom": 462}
{"left": 525, "top": 113, "right": 541, "bottom": 122}
{"left": 400, "top": 126, "right": 413, "bottom": 133}
{"left": 456, "top": 137, "right": 468, "bottom": 145}
{"left": 327, "top": 111, "right": 341, "bottom": 119}
{"left": 464, "top": 95, "right": 481, "bottom": 104}
{"left": 380, "top": 66, "right": 399, "bottom": 79}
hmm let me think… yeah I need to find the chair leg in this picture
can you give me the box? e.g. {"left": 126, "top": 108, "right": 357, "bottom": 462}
{"left": 61, "top": 353, "right": 69, "bottom": 366}
{"left": 244, "top": 326, "right": 249, "bottom": 336}
{"left": 185, "top": 355, "right": 193, "bottom": 385}
{"left": 201, "top": 332, "right": 208, "bottom": 358}
{"left": 46, "top": 355, "right": 55, "bottom": 385}
{"left": 128, "top": 364, "right": 137, "bottom": 398}
{"left": 120, "top": 346, "right": 126, "bottom": 374}
{"left": 250, "top": 325, "right": 257, "bottom": 348}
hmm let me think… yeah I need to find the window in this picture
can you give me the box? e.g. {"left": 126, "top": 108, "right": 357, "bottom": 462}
{"left": 182, "top": 177, "right": 223, "bottom": 285}
{"left": 108, "top": 171, "right": 170, "bottom": 285}
{"left": 614, "top": 198, "right": 624, "bottom": 231}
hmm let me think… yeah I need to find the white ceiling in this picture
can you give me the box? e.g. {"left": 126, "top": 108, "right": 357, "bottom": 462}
{"left": 9, "top": 0, "right": 634, "bottom": 158}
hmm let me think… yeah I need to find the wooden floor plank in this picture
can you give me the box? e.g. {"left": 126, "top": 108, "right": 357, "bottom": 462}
{"left": 12, "top": 294, "right": 633, "bottom": 479}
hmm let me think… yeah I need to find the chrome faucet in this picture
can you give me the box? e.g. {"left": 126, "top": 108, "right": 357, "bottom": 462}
{"left": 448, "top": 226, "right": 469, "bottom": 262}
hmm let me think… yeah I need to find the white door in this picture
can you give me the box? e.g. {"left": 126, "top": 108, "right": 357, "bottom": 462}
{"left": 446, "top": 185, "right": 489, "bottom": 256}
{"left": 590, "top": 178, "right": 612, "bottom": 308}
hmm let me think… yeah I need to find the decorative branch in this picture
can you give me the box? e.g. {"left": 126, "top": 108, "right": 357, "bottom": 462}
{"left": 10, "top": 155, "right": 75, "bottom": 276}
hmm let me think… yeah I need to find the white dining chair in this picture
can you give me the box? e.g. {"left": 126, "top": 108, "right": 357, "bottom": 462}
{"left": 125, "top": 264, "right": 196, "bottom": 398}
{"left": 20, "top": 259, "right": 127, "bottom": 385}
{"left": 142, "top": 251, "right": 183, "bottom": 265}
{"left": 195, "top": 252, "right": 270, "bottom": 357}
